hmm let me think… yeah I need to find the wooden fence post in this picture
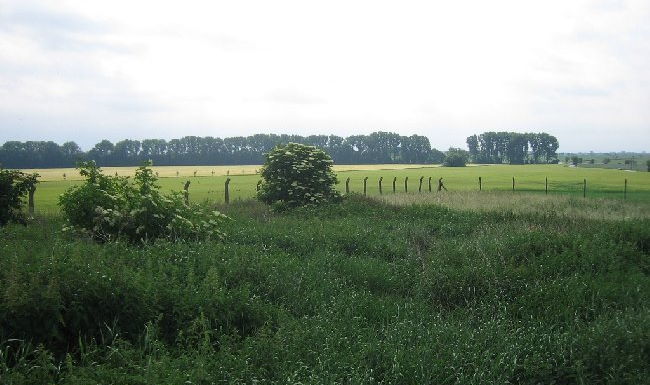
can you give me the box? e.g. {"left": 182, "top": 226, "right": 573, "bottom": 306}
{"left": 224, "top": 178, "right": 231, "bottom": 204}
{"left": 419, "top": 176, "right": 424, "bottom": 192}
{"left": 624, "top": 179, "right": 627, "bottom": 200}
{"left": 28, "top": 186, "right": 36, "bottom": 216}
{"left": 183, "top": 180, "right": 191, "bottom": 205}
{"left": 545, "top": 177, "right": 548, "bottom": 195}
{"left": 428, "top": 177, "right": 432, "bottom": 192}
{"left": 478, "top": 176, "right": 482, "bottom": 191}
{"left": 404, "top": 177, "right": 408, "bottom": 193}
{"left": 392, "top": 177, "right": 397, "bottom": 193}
{"left": 346, "top": 177, "right": 350, "bottom": 194}
{"left": 512, "top": 177, "right": 515, "bottom": 192}
{"left": 583, "top": 178, "right": 586, "bottom": 198}
{"left": 363, "top": 177, "right": 368, "bottom": 196}
{"left": 379, "top": 177, "right": 383, "bottom": 195}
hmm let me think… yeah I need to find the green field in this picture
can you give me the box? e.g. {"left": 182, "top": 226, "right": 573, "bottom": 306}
{"left": 3, "top": 162, "right": 650, "bottom": 383}
{"left": 2, "top": 195, "right": 649, "bottom": 383}
{"left": 25, "top": 164, "right": 650, "bottom": 212}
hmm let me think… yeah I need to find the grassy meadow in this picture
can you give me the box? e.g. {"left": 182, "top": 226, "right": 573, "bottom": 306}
{"left": 21, "top": 164, "right": 650, "bottom": 213}
{"left": 1, "top": 194, "right": 649, "bottom": 384}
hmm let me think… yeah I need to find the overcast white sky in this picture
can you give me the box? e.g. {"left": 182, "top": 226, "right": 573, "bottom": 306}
{"left": 1, "top": 0, "right": 648, "bottom": 152}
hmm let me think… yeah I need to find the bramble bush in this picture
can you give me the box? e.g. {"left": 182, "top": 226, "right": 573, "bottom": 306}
{"left": 0, "top": 169, "right": 38, "bottom": 226}
{"left": 257, "top": 143, "right": 341, "bottom": 209}
{"left": 59, "top": 161, "right": 229, "bottom": 243}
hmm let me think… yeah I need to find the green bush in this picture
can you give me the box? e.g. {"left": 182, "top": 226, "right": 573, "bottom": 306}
{"left": 443, "top": 147, "right": 469, "bottom": 167}
{"left": 0, "top": 169, "right": 38, "bottom": 226}
{"left": 257, "top": 143, "right": 341, "bottom": 209}
{"left": 59, "top": 161, "right": 229, "bottom": 243}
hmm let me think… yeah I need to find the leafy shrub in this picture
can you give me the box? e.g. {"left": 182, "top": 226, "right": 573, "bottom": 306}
{"left": 443, "top": 147, "right": 469, "bottom": 167}
{"left": 0, "top": 169, "right": 38, "bottom": 226}
{"left": 59, "top": 161, "right": 229, "bottom": 243}
{"left": 257, "top": 143, "right": 341, "bottom": 209}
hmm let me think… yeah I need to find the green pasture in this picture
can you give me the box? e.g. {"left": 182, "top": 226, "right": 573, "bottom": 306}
{"left": 28, "top": 164, "right": 650, "bottom": 213}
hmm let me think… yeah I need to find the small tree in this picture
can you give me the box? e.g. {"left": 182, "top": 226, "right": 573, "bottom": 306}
{"left": 443, "top": 148, "right": 469, "bottom": 167}
{"left": 0, "top": 169, "right": 39, "bottom": 226}
{"left": 257, "top": 143, "right": 340, "bottom": 209}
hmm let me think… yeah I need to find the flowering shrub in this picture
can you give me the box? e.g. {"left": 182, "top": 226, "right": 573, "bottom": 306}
{"left": 59, "top": 161, "right": 229, "bottom": 243}
{"left": 257, "top": 143, "right": 341, "bottom": 209}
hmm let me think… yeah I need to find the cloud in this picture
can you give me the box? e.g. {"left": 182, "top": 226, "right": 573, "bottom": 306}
{"left": 0, "top": 0, "right": 648, "bottom": 152}
{"left": 263, "top": 89, "right": 326, "bottom": 105}
{"left": 0, "top": 4, "right": 130, "bottom": 53}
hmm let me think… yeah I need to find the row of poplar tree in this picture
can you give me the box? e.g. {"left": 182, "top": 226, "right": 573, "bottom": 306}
{"left": 466, "top": 132, "right": 559, "bottom": 164}
{"left": 0, "top": 132, "right": 444, "bottom": 168}
{"left": 0, "top": 131, "right": 559, "bottom": 168}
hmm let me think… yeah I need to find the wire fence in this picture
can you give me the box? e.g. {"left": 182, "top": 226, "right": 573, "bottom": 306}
{"left": 200, "top": 175, "right": 638, "bottom": 204}
{"left": 30, "top": 175, "right": 646, "bottom": 214}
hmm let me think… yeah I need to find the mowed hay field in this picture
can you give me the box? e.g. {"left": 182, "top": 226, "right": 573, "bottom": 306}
{"left": 22, "top": 164, "right": 650, "bottom": 212}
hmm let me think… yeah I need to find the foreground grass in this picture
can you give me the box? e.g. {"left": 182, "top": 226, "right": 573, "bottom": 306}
{"left": 1, "top": 197, "right": 649, "bottom": 384}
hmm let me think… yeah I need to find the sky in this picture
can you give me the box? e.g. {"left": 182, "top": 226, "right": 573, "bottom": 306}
{"left": 0, "top": 0, "right": 648, "bottom": 152}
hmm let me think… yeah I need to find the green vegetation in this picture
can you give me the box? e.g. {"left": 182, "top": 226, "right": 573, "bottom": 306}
{"left": 443, "top": 147, "right": 469, "bottom": 167}
{"left": 0, "top": 132, "right": 441, "bottom": 168}
{"left": 466, "top": 132, "right": 559, "bottom": 164}
{"left": 1, "top": 195, "right": 648, "bottom": 383}
{"left": 59, "top": 161, "right": 229, "bottom": 243}
{"left": 25, "top": 164, "right": 650, "bottom": 213}
{"left": 258, "top": 143, "right": 341, "bottom": 209}
{"left": 560, "top": 152, "right": 650, "bottom": 172}
{"left": 0, "top": 169, "right": 38, "bottom": 226}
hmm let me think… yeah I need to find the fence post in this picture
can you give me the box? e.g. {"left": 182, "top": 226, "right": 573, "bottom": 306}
{"left": 183, "top": 180, "right": 191, "bottom": 205}
{"left": 345, "top": 177, "right": 350, "bottom": 194}
{"left": 393, "top": 177, "right": 397, "bottom": 193}
{"left": 624, "top": 179, "right": 627, "bottom": 200}
{"left": 379, "top": 177, "right": 383, "bottom": 195}
{"left": 224, "top": 178, "right": 231, "bottom": 204}
{"left": 404, "top": 177, "right": 408, "bottom": 193}
{"left": 428, "top": 177, "right": 432, "bottom": 192}
{"left": 545, "top": 177, "right": 548, "bottom": 195}
{"left": 479, "top": 176, "right": 482, "bottom": 191}
{"left": 418, "top": 176, "right": 424, "bottom": 192}
{"left": 28, "top": 186, "right": 36, "bottom": 216}
{"left": 363, "top": 177, "right": 368, "bottom": 196}
{"left": 583, "top": 178, "right": 586, "bottom": 198}
{"left": 512, "top": 177, "right": 515, "bottom": 192}
{"left": 256, "top": 180, "right": 262, "bottom": 192}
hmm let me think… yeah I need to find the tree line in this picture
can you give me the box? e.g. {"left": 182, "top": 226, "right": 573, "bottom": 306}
{"left": 466, "top": 132, "right": 559, "bottom": 164}
{"left": 0, "top": 132, "right": 445, "bottom": 168}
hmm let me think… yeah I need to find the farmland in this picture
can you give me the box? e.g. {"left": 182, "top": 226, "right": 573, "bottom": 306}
{"left": 2, "top": 163, "right": 650, "bottom": 383}
{"left": 20, "top": 164, "right": 650, "bottom": 213}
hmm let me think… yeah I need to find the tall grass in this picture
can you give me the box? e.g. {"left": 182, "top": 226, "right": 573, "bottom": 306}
{"left": 1, "top": 196, "right": 648, "bottom": 384}
{"left": 378, "top": 191, "right": 650, "bottom": 221}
